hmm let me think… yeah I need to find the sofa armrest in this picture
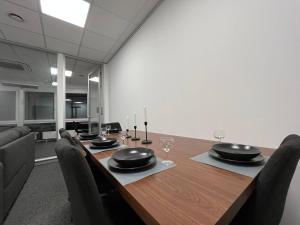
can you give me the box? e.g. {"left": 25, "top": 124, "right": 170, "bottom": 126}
{"left": 0, "top": 162, "right": 3, "bottom": 225}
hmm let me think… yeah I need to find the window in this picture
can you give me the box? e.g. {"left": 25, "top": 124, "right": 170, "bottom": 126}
{"left": 66, "top": 93, "right": 87, "bottom": 119}
{"left": 0, "top": 90, "right": 17, "bottom": 121}
{"left": 25, "top": 92, "right": 55, "bottom": 120}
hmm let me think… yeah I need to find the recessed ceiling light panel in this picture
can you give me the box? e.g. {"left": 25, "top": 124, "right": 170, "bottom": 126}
{"left": 50, "top": 67, "right": 72, "bottom": 77}
{"left": 40, "top": 0, "right": 90, "bottom": 28}
{"left": 89, "top": 77, "right": 99, "bottom": 83}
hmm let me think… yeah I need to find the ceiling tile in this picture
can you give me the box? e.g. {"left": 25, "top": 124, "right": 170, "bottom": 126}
{"left": 133, "top": 0, "right": 160, "bottom": 25}
{"left": 74, "top": 60, "right": 96, "bottom": 74}
{"left": 14, "top": 45, "right": 49, "bottom": 69}
{"left": 46, "top": 36, "right": 79, "bottom": 56}
{"left": 78, "top": 46, "right": 106, "bottom": 62}
{"left": 0, "top": 23, "right": 45, "bottom": 48}
{"left": 82, "top": 31, "right": 115, "bottom": 52}
{"left": 7, "top": 0, "right": 39, "bottom": 11}
{"left": 65, "top": 57, "right": 77, "bottom": 71}
{"left": 86, "top": 5, "right": 129, "bottom": 39}
{"left": 42, "top": 15, "right": 83, "bottom": 44}
{"left": 0, "top": 30, "right": 5, "bottom": 39}
{"left": 111, "top": 40, "right": 123, "bottom": 52}
{"left": 117, "top": 23, "right": 137, "bottom": 43}
{"left": 93, "top": 0, "right": 146, "bottom": 22}
{"left": 104, "top": 53, "right": 114, "bottom": 62}
{"left": 0, "top": 1, "right": 43, "bottom": 34}
{"left": 0, "top": 42, "right": 20, "bottom": 61}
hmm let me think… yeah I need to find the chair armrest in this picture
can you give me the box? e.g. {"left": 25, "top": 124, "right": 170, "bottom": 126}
{"left": 0, "top": 162, "right": 3, "bottom": 225}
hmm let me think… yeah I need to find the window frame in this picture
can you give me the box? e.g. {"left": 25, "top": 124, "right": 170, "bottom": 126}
{"left": 23, "top": 89, "right": 57, "bottom": 123}
{"left": 0, "top": 87, "right": 19, "bottom": 125}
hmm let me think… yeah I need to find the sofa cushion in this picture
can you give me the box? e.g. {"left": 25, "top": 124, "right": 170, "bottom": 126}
{"left": 0, "top": 129, "right": 21, "bottom": 147}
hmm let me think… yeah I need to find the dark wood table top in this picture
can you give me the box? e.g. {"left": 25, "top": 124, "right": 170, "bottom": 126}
{"left": 80, "top": 131, "right": 273, "bottom": 225}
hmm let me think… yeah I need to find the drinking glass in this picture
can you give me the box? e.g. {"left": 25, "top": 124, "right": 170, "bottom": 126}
{"left": 100, "top": 128, "right": 106, "bottom": 137}
{"left": 106, "top": 125, "right": 111, "bottom": 135}
{"left": 159, "top": 137, "right": 175, "bottom": 166}
{"left": 120, "top": 131, "right": 126, "bottom": 144}
{"left": 213, "top": 129, "right": 226, "bottom": 142}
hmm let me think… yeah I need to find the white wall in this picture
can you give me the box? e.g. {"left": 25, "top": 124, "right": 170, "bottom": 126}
{"left": 108, "top": 0, "right": 300, "bottom": 148}
{"left": 107, "top": 0, "right": 300, "bottom": 224}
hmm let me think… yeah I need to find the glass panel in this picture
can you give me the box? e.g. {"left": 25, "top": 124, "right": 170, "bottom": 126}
{"left": 0, "top": 90, "right": 16, "bottom": 121}
{"left": 25, "top": 92, "right": 55, "bottom": 120}
{"left": 66, "top": 93, "right": 87, "bottom": 118}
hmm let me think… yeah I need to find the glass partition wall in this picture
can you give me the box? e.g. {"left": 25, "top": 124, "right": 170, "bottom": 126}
{"left": 0, "top": 42, "right": 103, "bottom": 160}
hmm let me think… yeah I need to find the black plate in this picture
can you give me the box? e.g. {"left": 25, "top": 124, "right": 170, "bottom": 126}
{"left": 212, "top": 143, "right": 261, "bottom": 161}
{"left": 209, "top": 149, "right": 265, "bottom": 165}
{"left": 79, "top": 133, "right": 99, "bottom": 140}
{"left": 91, "top": 138, "right": 117, "bottom": 147}
{"left": 108, "top": 156, "right": 157, "bottom": 173}
{"left": 112, "top": 147, "right": 154, "bottom": 167}
{"left": 89, "top": 142, "right": 119, "bottom": 149}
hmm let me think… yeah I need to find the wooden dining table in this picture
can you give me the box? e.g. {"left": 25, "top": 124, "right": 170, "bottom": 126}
{"left": 80, "top": 131, "right": 273, "bottom": 225}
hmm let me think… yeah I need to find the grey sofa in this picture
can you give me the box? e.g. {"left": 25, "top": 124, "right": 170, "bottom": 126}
{"left": 0, "top": 126, "right": 35, "bottom": 224}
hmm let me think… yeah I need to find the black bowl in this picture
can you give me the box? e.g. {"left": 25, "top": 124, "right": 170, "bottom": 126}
{"left": 212, "top": 143, "right": 261, "bottom": 161}
{"left": 91, "top": 137, "right": 117, "bottom": 147}
{"left": 79, "top": 133, "right": 99, "bottom": 139}
{"left": 112, "top": 147, "right": 154, "bottom": 167}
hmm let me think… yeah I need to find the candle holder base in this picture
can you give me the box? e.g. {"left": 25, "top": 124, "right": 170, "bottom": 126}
{"left": 131, "top": 137, "right": 140, "bottom": 141}
{"left": 141, "top": 139, "right": 152, "bottom": 144}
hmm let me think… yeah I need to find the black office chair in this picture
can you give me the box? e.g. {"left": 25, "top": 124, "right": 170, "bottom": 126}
{"left": 55, "top": 139, "right": 144, "bottom": 225}
{"left": 101, "top": 122, "right": 122, "bottom": 133}
{"left": 231, "top": 134, "right": 300, "bottom": 225}
{"left": 60, "top": 130, "right": 78, "bottom": 146}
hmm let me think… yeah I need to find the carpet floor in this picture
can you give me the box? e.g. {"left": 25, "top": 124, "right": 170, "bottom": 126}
{"left": 3, "top": 160, "right": 73, "bottom": 225}
{"left": 35, "top": 141, "right": 57, "bottom": 159}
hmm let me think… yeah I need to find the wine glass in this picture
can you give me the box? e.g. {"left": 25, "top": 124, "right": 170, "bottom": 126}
{"left": 159, "top": 137, "right": 175, "bottom": 166}
{"left": 100, "top": 127, "right": 106, "bottom": 137}
{"left": 213, "top": 129, "right": 226, "bottom": 142}
{"left": 106, "top": 125, "right": 111, "bottom": 135}
{"left": 120, "top": 131, "right": 126, "bottom": 144}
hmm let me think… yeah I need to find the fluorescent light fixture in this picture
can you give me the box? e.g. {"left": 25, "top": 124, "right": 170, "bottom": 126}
{"left": 40, "top": 0, "right": 90, "bottom": 28}
{"left": 52, "top": 81, "right": 58, "bottom": 86}
{"left": 65, "top": 99, "right": 72, "bottom": 102}
{"left": 74, "top": 101, "right": 83, "bottom": 104}
{"left": 89, "top": 76, "right": 99, "bottom": 83}
{"left": 50, "top": 67, "right": 72, "bottom": 77}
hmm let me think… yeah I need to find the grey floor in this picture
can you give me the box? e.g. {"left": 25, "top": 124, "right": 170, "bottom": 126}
{"left": 35, "top": 141, "right": 57, "bottom": 159}
{"left": 3, "top": 158, "right": 72, "bottom": 225}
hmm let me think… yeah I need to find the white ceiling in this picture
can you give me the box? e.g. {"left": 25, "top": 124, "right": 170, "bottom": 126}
{"left": 0, "top": 41, "right": 98, "bottom": 87}
{"left": 0, "top": 0, "right": 161, "bottom": 63}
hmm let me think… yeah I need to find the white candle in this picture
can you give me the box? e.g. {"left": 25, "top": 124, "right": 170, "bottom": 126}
{"left": 144, "top": 106, "right": 147, "bottom": 122}
{"left": 126, "top": 115, "right": 129, "bottom": 129}
{"left": 134, "top": 113, "right": 137, "bottom": 126}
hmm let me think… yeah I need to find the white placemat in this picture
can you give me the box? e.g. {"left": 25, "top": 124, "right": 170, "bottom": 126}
{"left": 84, "top": 144, "right": 127, "bottom": 154}
{"left": 99, "top": 157, "right": 176, "bottom": 186}
{"left": 191, "top": 152, "right": 268, "bottom": 178}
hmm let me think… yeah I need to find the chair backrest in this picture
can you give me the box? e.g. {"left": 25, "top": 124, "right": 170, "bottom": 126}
{"left": 55, "top": 139, "right": 108, "bottom": 225}
{"left": 60, "top": 131, "right": 77, "bottom": 146}
{"left": 231, "top": 135, "right": 300, "bottom": 225}
{"left": 59, "top": 128, "right": 66, "bottom": 137}
{"left": 101, "top": 122, "right": 122, "bottom": 132}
